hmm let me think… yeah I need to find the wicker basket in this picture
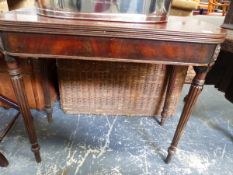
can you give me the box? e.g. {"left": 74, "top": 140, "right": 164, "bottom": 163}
{"left": 185, "top": 66, "right": 196, "bottom": 84}
{"left": 57, "top": 60, "right": 187, "bottom": 116}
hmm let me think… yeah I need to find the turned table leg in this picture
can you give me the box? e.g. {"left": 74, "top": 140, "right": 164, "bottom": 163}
{"left": 4, "top": 55, "right": 41, "bottom": 163}
{"left": 41, "top": 59, "right": 53, "bottom": 123}
{"left": 165, "top": 66, "right": 208, "bottom": 163}
{"left": 161, "top": 66, "right": 179, "bottom": 126}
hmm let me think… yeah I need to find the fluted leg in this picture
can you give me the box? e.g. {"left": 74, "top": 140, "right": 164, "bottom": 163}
{"left": 5, "top": 55, "right": 41, "bottom": 163}
{"left": 41, "top": 59, "right": 53, "bottom": 123}
{"left": 161, "top": 66, "right": 179, "bottom": 126}
{"left": 165, "top": 66, "right": 208, "bottom": 163}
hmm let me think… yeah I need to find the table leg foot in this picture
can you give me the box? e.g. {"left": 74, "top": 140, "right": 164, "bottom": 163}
{"left": 160, "top": 117, "right": 166, "bottom": 126}
{"left": 166, "top": 66, "right": 208, "bottom": 163}
{"left": 5, "top": 55, "right": 41, "bottom": 163}
{"left": 165, "top": 146, "right": 176, "bottom": 164}
{"left": 160, "top": 110, "right": 169, "bottom": 126}
{"left": 32, "top": 143, "right": 41, "bottom": 163}
{"left": 183, "top": 95, "right": 188, "bottom": 102}
{"left": 45, "top": 107, "right": 53, "bottom": 123}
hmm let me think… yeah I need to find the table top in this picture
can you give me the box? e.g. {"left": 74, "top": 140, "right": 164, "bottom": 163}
{"left": 0, "top": 9, "right": 227, "bottom": 67}
{"left": 191, "top": 15, "right": 233, "bottom": 53}
{"left": 0, "top": 9, "right": 226, "bottom": 44}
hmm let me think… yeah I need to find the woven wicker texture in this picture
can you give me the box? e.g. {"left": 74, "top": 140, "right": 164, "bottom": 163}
{"left": 185, "top": 66, "right": 196, "bottom": 84}
{"left": 57, "top": 60, "right": 187, "bottom": 116}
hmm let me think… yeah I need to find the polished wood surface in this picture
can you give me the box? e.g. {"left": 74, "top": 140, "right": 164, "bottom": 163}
{"left": 0, "top": 9, "right": 226, "bottom": 163}
{"left": 166, "top": 44, "right": 221, "bottom": 163}
{"left": 0, "top": 9, "right": 225, "bottom": 66}
{"left": 3, "top": 32, "right": 217, "bottom": 66}
{"left": 4, "top": 55, "right": 41, "bottom": 163}
{"left": 166, "top": 66, "right": 209, "bottom": 163}
{"left": 0, "top": 9, "right": 225, "bottom": 42}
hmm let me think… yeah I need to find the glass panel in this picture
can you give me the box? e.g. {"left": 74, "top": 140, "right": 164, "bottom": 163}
{"left": 36, "top": 0, "right": 171, "bottom": 23}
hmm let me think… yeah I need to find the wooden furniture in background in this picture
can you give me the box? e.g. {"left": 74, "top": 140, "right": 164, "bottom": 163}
{"left": 208, "top": 0, "right": 230, "bottom": 15}
{"left": 0, "top": 96, "right": 20, "bottom": 143}
{"left": 0, "top": 53, "right": 57, "bottom": 121}
{"left": 0, "top": 95, "right": 21, "bottom": 167}
{"left": 0, "top": 9, "right": 225, "bottom": 163}
{"left": 197, "top": 0, "right": 230, "bottom": 15}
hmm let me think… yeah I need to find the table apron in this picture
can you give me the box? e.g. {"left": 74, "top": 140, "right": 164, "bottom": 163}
{"left": 1, "top": 32, "right": 216, "bottom": 66}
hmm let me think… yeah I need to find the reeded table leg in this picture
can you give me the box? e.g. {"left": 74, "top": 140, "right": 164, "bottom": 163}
{"left": 5, "top": 55, "right": 41, "bottom": 163}
{"left": 41, "top": 59, "right": 53, "bottom": 123}
{"left": 165, "top": 66, "right": 208, "bottom": 163}
{"left": 161, "top": 66, "right": 179, "bottom": 126}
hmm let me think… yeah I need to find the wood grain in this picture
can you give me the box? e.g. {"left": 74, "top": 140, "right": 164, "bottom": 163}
{"left": 0, "top": 54, "right": 57, "bottom": 109}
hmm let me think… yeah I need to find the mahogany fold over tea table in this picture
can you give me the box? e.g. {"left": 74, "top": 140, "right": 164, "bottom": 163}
{"left": 0, "top": 9, "right": 226, "bottom": 163}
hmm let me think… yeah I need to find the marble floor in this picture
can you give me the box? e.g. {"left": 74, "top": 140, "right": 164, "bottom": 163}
{"left": 0, "top": 85, "right": 232, "bottom": 175}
